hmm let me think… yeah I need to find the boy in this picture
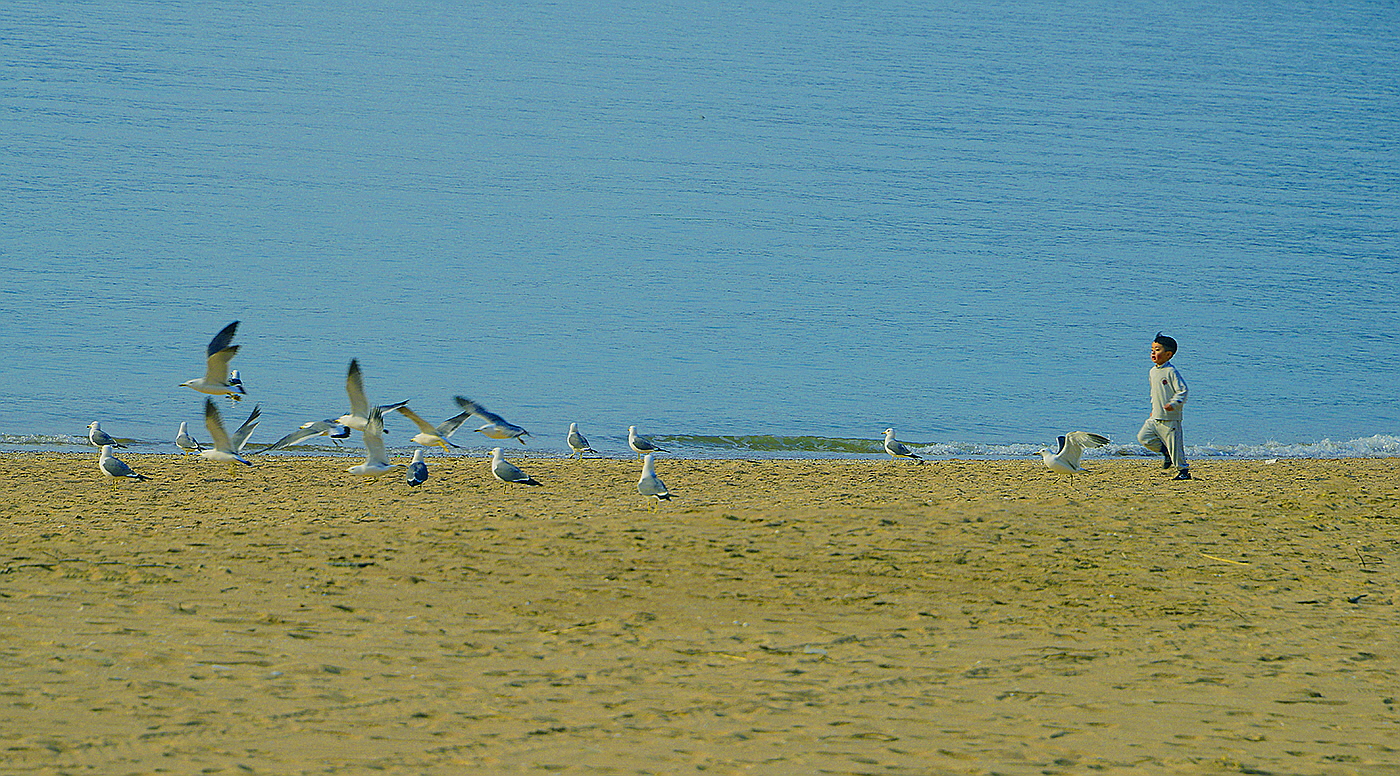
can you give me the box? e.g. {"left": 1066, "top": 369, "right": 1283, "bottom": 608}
{"left": 1137, "top": 332, "right": 1190, "bottom": 481}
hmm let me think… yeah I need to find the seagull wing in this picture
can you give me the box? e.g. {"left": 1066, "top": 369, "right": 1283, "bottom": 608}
{"left": 434, "top": 408, "right": 475, "bottom": 437}
{"left": 203, "top": 344, "right": 239, "bottom": 384}
{"left": 1066, "top": 431, "right": 1111, "bottom": 449}
{"left": 204, "top": 398, "right": 234, "bottom": 453}
{"left": 345, "top": 359, "right": 369, "bottom": 418}
{"left": 206, "top": 321, "right": 239, "bottom": 357}
{"left": 394, "top": 406, "right": 436, "bottom": 435}
{"left": 254, "top": 420, "right": 332, "bottom": 453}
{"left": 363, "top": 407, "right": 390, "bottom": 466}
{"left": 455, "top": 396, "right": 508, "bottom": 427}
{"left": 231, "top": 404, "right": 262, "bottom": 451}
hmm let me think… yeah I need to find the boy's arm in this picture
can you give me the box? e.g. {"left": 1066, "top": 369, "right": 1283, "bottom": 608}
{"left": 1164, "top": 368, "right": 1188, "bottom": 411}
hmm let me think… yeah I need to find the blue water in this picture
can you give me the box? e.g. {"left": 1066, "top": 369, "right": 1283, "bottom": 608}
{"left": 2, "top": 1, "right": 1398, "bottom": 460}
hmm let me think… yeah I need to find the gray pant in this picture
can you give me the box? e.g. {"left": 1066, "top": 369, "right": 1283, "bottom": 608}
{"left": 1138, "top": 418, "right": 1187, "bottom": 471}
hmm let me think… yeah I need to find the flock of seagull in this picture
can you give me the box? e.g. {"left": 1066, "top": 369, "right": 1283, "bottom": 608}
{"left": 90, "top": 321, "right": 683, "bottom": 503}
{"left": 90, "top": 321, "right": 1113, "bottom": 500}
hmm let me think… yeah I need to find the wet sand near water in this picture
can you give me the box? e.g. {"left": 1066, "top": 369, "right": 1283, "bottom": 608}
{"left": 2, "top": 453, "right": 1398, "bottom": 774}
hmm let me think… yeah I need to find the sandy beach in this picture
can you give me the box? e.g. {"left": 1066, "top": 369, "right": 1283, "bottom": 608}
{"left": 2, "top": 452, "right": 1397, "bottom": 774}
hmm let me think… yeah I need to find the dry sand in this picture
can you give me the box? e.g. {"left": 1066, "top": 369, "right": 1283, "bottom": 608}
{"left": 2, "top": 452, "right": 1398, "bottom": 774}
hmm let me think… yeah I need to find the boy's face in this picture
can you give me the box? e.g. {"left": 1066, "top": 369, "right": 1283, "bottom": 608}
{"left": 1150, "top": 342, "right": 1174, "bottom": 366}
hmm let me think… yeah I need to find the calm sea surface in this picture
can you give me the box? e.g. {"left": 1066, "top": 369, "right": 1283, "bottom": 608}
{"left": 2, "top": 1, "right": 1398, "bottom": 459}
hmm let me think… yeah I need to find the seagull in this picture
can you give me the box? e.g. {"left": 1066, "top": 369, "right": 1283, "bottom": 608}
{"left": 253, "top": 419, "right": 351, "bottom": 453}
{"left": 406, "top": 448, "right": 429, "bottom": 486}
{"left": 883, "top": 428, "right": 924, "bottom": 464}
{"left": 394, "top": 405, "right": 474, "bottom": 451}
{"left": 335, "top": 359, "right": 409, "bottom": 432}
{"left": 98, "top": 445, "right": 147, "bottom": 481}
{"left": 455, "top": 396, "right": 530, "bottom": 444}
{"left": 490, "top": 447, "right": 541, "bottom": 485}
{"left": 227, "top": 369, "right": 246, "bottom": 398}
{"left": 637, "top": 453, "right": 671, "bottom": 509}
{"left": 179, "top": 321, "right": 246, "bottom": 401}
{"left": 199, "top": 399, "right": 260, "bottom": 467}
{"left": 87, "top": 421, "right": 126, "bottom": 449}
{"left": 347, "top": 406, "right": 400, "bottom": 476}
{"left": 1040, "top": 431, "right": 1111, "bottom": 485}
{"left": 567, "top": 422, "right": 596, "bottom": 459}
{"left": 628, "top": 425, "right": 667, "bottom": 459}
{"left": 175, "top": 421, "right": 204, "bottom": 453}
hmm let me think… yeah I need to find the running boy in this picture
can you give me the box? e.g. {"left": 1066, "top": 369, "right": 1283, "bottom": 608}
{"left": 1137, "top": 332, "right": 1190, "bottom": 480}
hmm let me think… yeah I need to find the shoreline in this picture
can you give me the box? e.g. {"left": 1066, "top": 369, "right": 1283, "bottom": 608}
{"left": 3, "top": 454, "right": 1398, "bottom": 773}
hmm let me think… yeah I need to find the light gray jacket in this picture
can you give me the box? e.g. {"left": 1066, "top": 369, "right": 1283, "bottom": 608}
{"left": 1149, "top": 362, "right": 1188, "bottom": 421}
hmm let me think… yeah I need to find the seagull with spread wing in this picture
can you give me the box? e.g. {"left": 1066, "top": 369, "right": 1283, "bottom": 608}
{"left": 455, "top": 396, "right": 530, "bottom": 444}
{"left": 180, "top": 321, "right": 246, "bottom": 401}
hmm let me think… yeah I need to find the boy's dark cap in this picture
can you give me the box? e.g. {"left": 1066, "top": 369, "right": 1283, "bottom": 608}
{"left": 1154, "top": 331, "right": 1178, "bottom": 353}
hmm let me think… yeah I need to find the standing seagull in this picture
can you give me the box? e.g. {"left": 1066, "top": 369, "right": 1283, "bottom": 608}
{"left": 98, "top": 445, "right": 147, "bottom": 481}
{"left": 179, "top": 321, "right": 246, "bottom": 401}
{"left": 883, "top": 428, "right": 924, "bottom": 464}
{"left": 1040, "top": 431, "right": 1111, "bottom": 485}
{"left": 567, "top": 423, "right": 596, "bottom": 459}
{"left": 199, "top": 399, "right": 260, "bottom": 467}
{"left": 348, "top": 406, "right": 401, "bottom": 477}
{"left": 174, "top": 421, "right": 204, "bottom": 453}
{"left": 394, "top": 405, "right": 474, "bottom": 451}
{"left": 87, "top": 421, "right": 126, "bottom": 449}
{"left": 628, "top": 426, "right": 667, "bottom": 459}
{"left": 490, "top": 447, "right": 541, "bottom": 485}
{"left": 335, "top": 359, "right": 409, "bottom": 432}
{"left": 406, "top": 448, "right": 429, "bottom": 486}
{"left": 637, "top": 453, "right": 671, "bottom": 509}
{"left": 456, "top": 396, "right": 530, "bottom": 444}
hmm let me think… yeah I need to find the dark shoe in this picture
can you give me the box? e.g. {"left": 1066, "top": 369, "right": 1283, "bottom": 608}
{"left": 1162, "top": 451, "right": 1173, "bottom": 469}
{"left": 1172, "top": 469, "right": 1192, "bottom": 481}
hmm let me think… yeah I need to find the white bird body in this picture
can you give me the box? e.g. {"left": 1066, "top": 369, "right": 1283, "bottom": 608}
{"left": 491, "top": 447, "right": 541, "bottom": 485}
{"left": 1040, "top": 431, "right": 1111, "bottom": 479}
{"left": 637, "top": 453, "right": 671, "bottom": 506}
{"left": 99, "top": 445, "right": 147, "bottom": 481}
{"left": 567, "top": 422, "right": 596, "bottom": 459}
{"left": 395, "top": 405, "right": 473, "bottom": 450}
{"left": 180, "top": 321, "right": 246, "bottom": 400}
{"left": 628, "top": 425, "right": 666, "bottom": 459}
{"left": 348, "top": 406, "right": 401, "bottom": 476}
{"left": 456, "top": 396, "right": 530, "bottom": 444}
{"left": 175, "top": 421, "right": 203, "bottom": 453}
{"left": 883, "top": 428, "right": 923, "bottom": 464}
{"left": 87, "top": 421, "right": 125, "bottom": 449}
{"left": 406, "top": 448, "right": 429, "bottom": 486}
{"left": 198, "top": 399, "right": 259, "bottom": 466}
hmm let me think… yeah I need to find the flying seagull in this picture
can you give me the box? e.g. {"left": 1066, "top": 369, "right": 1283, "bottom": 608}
{"left": 335, "top": 359, "right": 409, "bottom": 432}
{"left": 637, "top": 453, "right": 671, "bottom": 509}
{"left": 98, "top": 445, "right": 147, "bottom": 481}
{"left": 179, "top": 321, "right": 246, "bottom": 401}
{"left": 490, "top": 447, "right": 541, "bottom": 485}
{"left": 175, "top": 421, "right": 204, "bottom": 453}
{"left": 253, "top": 419, "right": 351, "bottom": 454}
{"left": 1040, "top": 431, "right": 1111, "bottom": 484}
{"left": 455, "top": 396, "right": 530, "bottom": 444}
{"left": 628, "top": 425, "right": 667, "bottom": 459}
{"left": 394, "top": 405, "right": 474, "bottom": 451}
{"left": 87, "top": 421, "right": 125, "bottom": 449}
{"left": 347, "top": 406, "right": 400, "bottom": 476}
{"left": 883, "top": 428, "right": 924, "bottom": 464}
{"left": 199, "top": 399, "right": 260, "bottom": 467}
{"left": 406, "top": 448, "right": 429, "bottom": 486}
{"left": 567, "top": 422, "right": 597, "bottom": 459}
